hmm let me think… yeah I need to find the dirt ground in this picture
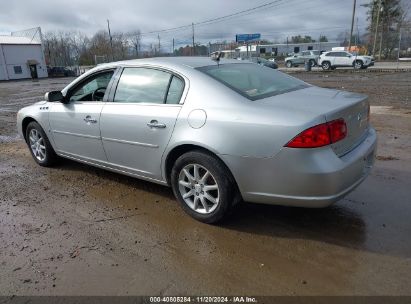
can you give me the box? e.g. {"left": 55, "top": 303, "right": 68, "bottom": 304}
{"left": 0, "top": 71, "right": 410, "bottom": 296}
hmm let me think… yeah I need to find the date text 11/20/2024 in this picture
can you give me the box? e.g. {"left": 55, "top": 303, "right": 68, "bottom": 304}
{"left": 149, "top": 296, "right": 258, "bottom": 303}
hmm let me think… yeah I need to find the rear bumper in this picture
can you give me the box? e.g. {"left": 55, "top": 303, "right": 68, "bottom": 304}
{"left": 221, "top": 127, "right": 377, "bottom": 207}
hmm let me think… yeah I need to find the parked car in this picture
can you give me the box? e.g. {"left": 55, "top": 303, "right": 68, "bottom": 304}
{"left": 249, "top": 57, "right": 278, "bottom": 69}
{"left": 48, "top": 66, "right": 76, "bottom": 77}
{"left": 17, "top": 57, "right": 376, "bottom": 223}
{"left": 285, "top": 50, "right": 321, "bottom": 68}
{"left": 318, "top": 51, "right": 375, "bottom": 70}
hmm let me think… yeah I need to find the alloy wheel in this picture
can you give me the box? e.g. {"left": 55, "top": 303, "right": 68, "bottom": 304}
{"left": 29, "top": 129, "right": 46, "bottom": 161}
{"left": 178, "top": 163, "right": 219, "bottom": 214}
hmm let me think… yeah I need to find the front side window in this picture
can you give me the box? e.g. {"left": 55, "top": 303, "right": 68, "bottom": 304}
{"left": 197, "top": 63, "right": 308, "bottom": 101}
{"left": 69, "top": 71, "right": 114, "bottom": 102}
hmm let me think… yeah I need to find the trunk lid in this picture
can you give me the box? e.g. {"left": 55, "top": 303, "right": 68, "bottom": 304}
{"left": 325, "top": 90, "right": 369, "bottom": 156}
{"left": 257, "top": 86, "right": 370, "bottom": 156}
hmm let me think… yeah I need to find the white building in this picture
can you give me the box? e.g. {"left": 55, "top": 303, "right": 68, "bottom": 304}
{"left": 0, "top": 35, "right": 48, "bottom": 80}
{"left": 257, "top": 41, "right": 341, "bottom": 57}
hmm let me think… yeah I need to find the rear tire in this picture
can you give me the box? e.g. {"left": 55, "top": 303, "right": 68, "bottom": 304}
{"left": 309, "top": 59, "right": 316, "bottom": 67}
{"left": 171, "top": 151, "right": 240, "bottom": 224}
{"left": 25, "top": 121, "right": 59, "bottom": 167}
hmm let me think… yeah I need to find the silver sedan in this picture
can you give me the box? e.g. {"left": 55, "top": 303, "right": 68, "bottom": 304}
{"left": 17, "top": 57, "right": 377, "bottom": 223}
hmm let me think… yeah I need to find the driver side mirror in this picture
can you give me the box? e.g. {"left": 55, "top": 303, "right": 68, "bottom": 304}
{"left": 45, "top": 91, "right": 66, "bottom": 103}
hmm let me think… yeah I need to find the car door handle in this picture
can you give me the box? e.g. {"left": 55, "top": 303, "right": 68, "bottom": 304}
{"left": 84, "top": 115, "right": 97, "bottom": 124}
{"left": 147, "top": 120, "right": 166, "bottom": 129}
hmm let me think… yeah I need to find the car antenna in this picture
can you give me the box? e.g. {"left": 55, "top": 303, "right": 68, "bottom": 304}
{"left": 211, "top": 52, "right": 223, "bottom": 66}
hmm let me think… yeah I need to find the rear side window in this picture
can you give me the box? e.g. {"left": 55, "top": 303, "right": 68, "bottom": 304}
{"left": 197, "top": 63, "right": 308, "bottom": 101}
{"left": 166, "top": 76, "right": 184, "bottom": 104}
{"left": 114, "top": 68, "right": 170, "bottom": 104}
{"left": 114, "top": 68, "right": 184, "bottom": 104}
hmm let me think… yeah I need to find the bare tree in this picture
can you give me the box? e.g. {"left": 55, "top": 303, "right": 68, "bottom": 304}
{"left": 128, "top": 30, "right": 142, "bottom": 58}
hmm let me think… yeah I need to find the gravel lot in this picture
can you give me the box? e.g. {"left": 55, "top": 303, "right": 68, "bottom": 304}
{"left": 0, "top": 70, "right": 410, "bottom": 296}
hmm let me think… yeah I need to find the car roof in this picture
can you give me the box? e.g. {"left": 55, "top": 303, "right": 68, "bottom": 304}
{"left": 63, "top": 57, "right": 251, "bottom": 94}
{"left": 97, "top": 56, "right": 247, "bottom": 70}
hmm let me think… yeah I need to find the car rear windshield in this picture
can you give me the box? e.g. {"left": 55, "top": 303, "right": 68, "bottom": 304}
{"left": 197, "top": 63, "right": 308, "bottom": 101}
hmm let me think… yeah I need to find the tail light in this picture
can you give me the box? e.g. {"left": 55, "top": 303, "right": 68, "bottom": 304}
{"left": 285, "top": 119, "right": 347, "bottom": 148}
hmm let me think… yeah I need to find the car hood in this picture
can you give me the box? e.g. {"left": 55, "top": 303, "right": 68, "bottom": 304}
{"left": 360, "top": 55, "right": 373, "bottom": 60}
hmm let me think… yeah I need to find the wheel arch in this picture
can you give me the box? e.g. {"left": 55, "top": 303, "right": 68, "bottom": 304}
{"left": 21, "top": 117, "right": 38, "bottom": 141}
{"left": 163, "top": 143, "right": 240, "bottom": 194}
{"left": 353, "top": 59, "right": 363, "bottom": 66}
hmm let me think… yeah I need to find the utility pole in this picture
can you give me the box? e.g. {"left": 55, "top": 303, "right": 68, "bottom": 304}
{"left": 286, "top": 36, "right": 289, "bottom": 54}
{"left": 348, "top": 0, "right": 357, "bottom": 51}
{"left": 158, "top": 34, "right": 161, "bottom": 56}
{"left": 397, "top": 28, "right": 402, "bottom": 69}
{"left": 192, "top": 23, "right": 195, "bottom": 56}
{"left": 319, "top": 33, "right": 322, "bottom": 52}
{"left": 372, "top": 0, "right": 382, "bottom": 57}
{"left": 172, "top": 38, "right": 175, "bottom": 56}
{"left": 378, "top": 21, "right": 383, "bottom": 60}
{"left": 107, "top": 19, "right": 114, "bottom": 61}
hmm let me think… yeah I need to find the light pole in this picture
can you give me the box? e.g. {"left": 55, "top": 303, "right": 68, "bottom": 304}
{"left": 348, "top": 0, "right": 357, "bottom": 51}
{"left": 372, "top": 0, "right": 382, "bottom": 57}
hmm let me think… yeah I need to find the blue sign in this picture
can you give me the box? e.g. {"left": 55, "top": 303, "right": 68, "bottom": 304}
{"left": 235, "top": 33, "right": 261, "bottom": 42}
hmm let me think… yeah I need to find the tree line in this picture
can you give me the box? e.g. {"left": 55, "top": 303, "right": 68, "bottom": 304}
{"left": 42, "top": 0, "right": 410, "bottom": 67}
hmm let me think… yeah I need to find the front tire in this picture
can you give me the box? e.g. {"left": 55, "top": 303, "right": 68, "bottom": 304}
{"left": 354, "top": 60, "right": 363, "bottom": 69}
{"left": 25, "top": 121, "right": 59, "bottom": 167}
{"left": 286, "top": 61, "right": 293, "bottom": 68}
{"left": 322, "top": 61, "right": 331, "bottom": 70}
{"left": 171, "top": 151, "right": 239, "bottom": 224}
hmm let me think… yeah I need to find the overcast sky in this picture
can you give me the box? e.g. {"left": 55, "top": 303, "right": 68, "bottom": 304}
{"left": 0, "top": 0, "right": 371, "bottom": 48}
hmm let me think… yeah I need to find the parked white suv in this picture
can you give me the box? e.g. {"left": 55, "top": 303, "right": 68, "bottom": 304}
{"left": 319, "top": 51, "right": 374, "bottom": 70}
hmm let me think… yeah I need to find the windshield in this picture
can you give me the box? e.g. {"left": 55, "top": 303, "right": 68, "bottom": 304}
{"left": 197, "top": 63, "right": 308, "bottom": 101}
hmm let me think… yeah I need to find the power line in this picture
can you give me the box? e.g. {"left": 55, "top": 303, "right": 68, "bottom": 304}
{"left": 140, "top": 0, "right": 353, "bottom": 40}
{"left": 140, "top": 0, "right": 287, "bottom": 36}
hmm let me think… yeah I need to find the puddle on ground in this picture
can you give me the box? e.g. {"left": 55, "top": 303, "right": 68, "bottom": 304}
{"left": 0, "top": 134, "right": 21, "bottom": 143}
